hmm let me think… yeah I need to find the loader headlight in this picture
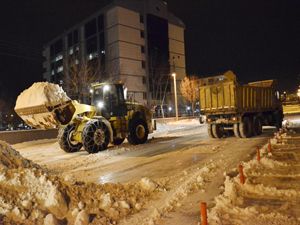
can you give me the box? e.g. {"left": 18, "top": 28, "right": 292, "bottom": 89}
{"left": 97, "top": 101, "right": 104, "bottom": 109}
{"left": 103, "top": 85, "right": 110, "bottom": 92}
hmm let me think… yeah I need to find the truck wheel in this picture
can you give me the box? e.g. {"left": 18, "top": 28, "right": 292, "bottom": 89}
{"left": 273, "top": 111, "right": 283, "bottom": 130}
{"left": 113, "top": 138, "right": 125, "bottom": 145}
{"left": 233, "top": 123, "right": 242, "bottom": 138}
{"left": 207, "top": 124, "right": 215, "bottom": 138}
{"left": 253, "top": 117, "right": 263, "bottom": 136}
{"left": 212, "top": 124, "right": 223, "bottom": 138}
{"left": 127, "top": 118, "right": 149, "bottom": 145}
{"left": 239, "top": 117, "right": 252, "bottom": 138}
{"left": 58, "top": 124, "right": 83, "bottom": 153}
{"left": 82, "top": 120, "right": 110, "bottom": 153}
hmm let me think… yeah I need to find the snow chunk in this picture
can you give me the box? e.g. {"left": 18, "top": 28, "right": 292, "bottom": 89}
{"left": 139, "top": 177, "right": 158, "bottom": 192}
{"left": 74, "top": 210, "right": 89, "bottom": 225}
{"left": 44, "top": 214, "right": 59, "bottom": 225}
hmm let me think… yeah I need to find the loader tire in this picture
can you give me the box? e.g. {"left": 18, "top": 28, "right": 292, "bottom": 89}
{"left": 212, "top": 124, "right": 223, "bottom": 139}
{"left": 127, "top": 118, "right": 148, "bottom": 145}
{"left": 253, "top": 117, "right": 263, "bottom": 136}
{"left": 82, "top": 120, "right": 110, "bottom": 153}
{"left": 58, "top": 124, "right": 82, "bottom": 153}
{"left": 207, "top": 124, "right": 215, "bottom": 138}
{"left": 113, "top": 138, "right": 125, "bottom": 145}
{"left": 239, "top": 117, "right": 252, "bottom": 138}
{"left": 233, "top": 123, "right": 242, "bottom": 138}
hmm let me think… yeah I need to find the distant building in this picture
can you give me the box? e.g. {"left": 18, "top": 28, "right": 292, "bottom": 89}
{"left": 43, "top": 0, "right": 186, "bottom": 105}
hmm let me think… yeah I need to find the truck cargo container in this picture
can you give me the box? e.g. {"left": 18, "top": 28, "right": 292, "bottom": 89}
{"left": 199, "top": 71, "right": 283, "bottom": 138}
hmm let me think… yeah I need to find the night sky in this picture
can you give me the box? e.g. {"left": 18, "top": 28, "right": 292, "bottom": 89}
{"left": 0, "top": 0, "right": 300, "bottom": 108}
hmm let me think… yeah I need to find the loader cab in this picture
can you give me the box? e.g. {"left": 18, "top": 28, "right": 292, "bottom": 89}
{"left": 91, "top": 83, "right": 127, "bottom": 118}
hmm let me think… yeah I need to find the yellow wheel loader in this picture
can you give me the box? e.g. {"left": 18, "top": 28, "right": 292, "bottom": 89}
{"left": 15, "top": 82, "right": 154, "bottom": 153}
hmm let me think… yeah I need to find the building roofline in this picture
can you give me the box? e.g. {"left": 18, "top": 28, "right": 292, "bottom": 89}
{"left": 44, "top": 0, "right": 185, "bottom": 48}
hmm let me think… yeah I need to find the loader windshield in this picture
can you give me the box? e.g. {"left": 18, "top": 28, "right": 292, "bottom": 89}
{"left": 92, "top": 84, "right": 127, "bottom": 117}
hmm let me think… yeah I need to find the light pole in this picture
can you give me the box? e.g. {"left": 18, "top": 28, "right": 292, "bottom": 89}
{"left": 172, "top": 72, "right": 178, "bottom": 121}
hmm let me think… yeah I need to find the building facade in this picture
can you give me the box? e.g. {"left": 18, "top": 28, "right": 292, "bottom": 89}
{"left": 43, "top": 0, "right": 186, "bottom": 105}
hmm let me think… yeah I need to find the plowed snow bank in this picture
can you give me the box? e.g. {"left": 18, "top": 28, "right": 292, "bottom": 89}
{"left": 0, "top": 141, "right": 158, "bottom": 225}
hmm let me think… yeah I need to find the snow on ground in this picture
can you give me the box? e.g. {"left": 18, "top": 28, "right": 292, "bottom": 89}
{"left": 154, "top": 118, "right": 202, "bottom": 136}
{"left": 8, "top": 119, "right": 282, "bottom": 225}
{"left": 209, "top": 131, "right": 300, "bottom": 225}
{"left": 0, "top": 141, "right": 161, "bottom": 225}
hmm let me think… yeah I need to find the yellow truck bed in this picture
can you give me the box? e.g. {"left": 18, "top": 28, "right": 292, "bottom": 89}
{"left": 199, "top": 71, "right": 279, "bottom": 115}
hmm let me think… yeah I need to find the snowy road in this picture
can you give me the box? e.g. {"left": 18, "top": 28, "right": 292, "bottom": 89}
{"left": 12, "top": 119, "right": 277, "bottom": 225}
{"left": 13, "top": 119, "right": 274, "bottom": 185}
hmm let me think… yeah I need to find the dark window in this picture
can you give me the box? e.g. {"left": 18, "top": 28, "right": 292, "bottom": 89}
{"left": 50, "top": 45, "right": 55, "bottom": 58}
{"left": 86, "top": 36, "right": 98, "bottom": 55}
{"left": 85, "top": 18, "right": 97, "bottom": 38}
{"left": 141, "top": 46, "right": 145, "bottom": 53}
{"left": 140, "top": 31, "right": 145, "bottom": 38}
{"left": 141, "top": 60, "right": 146, "bottom": 68}
{"left": 51, "top": 63, "right": 55, "bottom": 75}
{"left": 67, "top": 30, "right": 79, "bottom": 48}
{"left": 99, "top": 32, "right": 105, "bottom": 53}
{"left": 54, "top": 39, "right": 63, "bottom": 55}
{"left": 156, "top": 6, "right": 160, "bottom": 11}
{"left": 143, "top": 92, "right": 147, "bottom": 100}
{"left": 99, "top": 32, "right": 106, "bottom": 68}
{"left": 140, "top": 14, "right": 144, "bottom": 23}
{"left": 67, "top": 33, "right": 73, "bottom": 47}
{"left": 147, "top": 14, "right": 170, "bottom": 97}
{"left": 142, "top": 76, "right": 146, "bottom": 84}
{"left": 56, "top": 59, "right": 63, "bottom": 67}
{"left": 98, "top": 15, "right": 104, "bottom": 31}
{"left": 73, "top": 30, "right": 79, "bottom": 44}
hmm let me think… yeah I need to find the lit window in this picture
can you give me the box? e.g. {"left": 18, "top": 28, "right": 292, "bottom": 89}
{"left": 69, "top": 48, "right": 74, "bottom": 55}
{"left": 51, "top": 70, "right": 55, "bottom": 75}
{"left": 57, "top": 66, "right": 63, "bottom": 73}
{"left": 55, "top": 54, "right": 63, "bottom": 61}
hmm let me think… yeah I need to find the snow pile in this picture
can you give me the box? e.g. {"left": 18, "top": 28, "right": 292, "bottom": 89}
{"left": 15, "top": 82, "right": 70, "bottom": 109}
{"left": 154, "top": 119, "right": 202, "bottom": 137}
{"left": 0, "top": 141, "right": 159, "bottom": 224}
{"left": 121, "top": 162, "right": 217, "bottom": 225}
{"left": 209, "top": 132, "right": 300, "bottom": 225}
{"left": 15, "top": 82, "right": 71, "bottom": 129}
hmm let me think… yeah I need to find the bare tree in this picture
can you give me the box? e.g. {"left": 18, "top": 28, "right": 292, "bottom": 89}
{"left": 180, "top": 76, "right": 199, "bottom": 116}
{"left": 63, "top": 57, "right": 103, "bottom": 103}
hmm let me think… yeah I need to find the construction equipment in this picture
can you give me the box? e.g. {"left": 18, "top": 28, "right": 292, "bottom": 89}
{"left": 199, "top": 71, "right": 283, "bottom": 138}
{"left": 15, "top": 82, "right": 153, "bottom": 153}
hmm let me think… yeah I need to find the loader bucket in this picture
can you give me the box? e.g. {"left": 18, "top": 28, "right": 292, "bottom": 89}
{"left": 15, "top": 101, "right": 75, "bottom": 129}
{"left": 15, "top": 104, "right": 60, "bottom": 129}
{"left": 14, "top": 82, "right": 71, "bottom": 129}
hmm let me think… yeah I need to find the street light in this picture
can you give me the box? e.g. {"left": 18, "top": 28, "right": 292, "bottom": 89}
{"left": 172, "top": 72, "right": 178, "bottom": 121}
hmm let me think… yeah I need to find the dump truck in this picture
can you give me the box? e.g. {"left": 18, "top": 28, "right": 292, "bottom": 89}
{"left": 15, "top": 82, "right": 153, "bottom": 153}
{"left": 199, "top": 71, "right": 283, "bottom": 138}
